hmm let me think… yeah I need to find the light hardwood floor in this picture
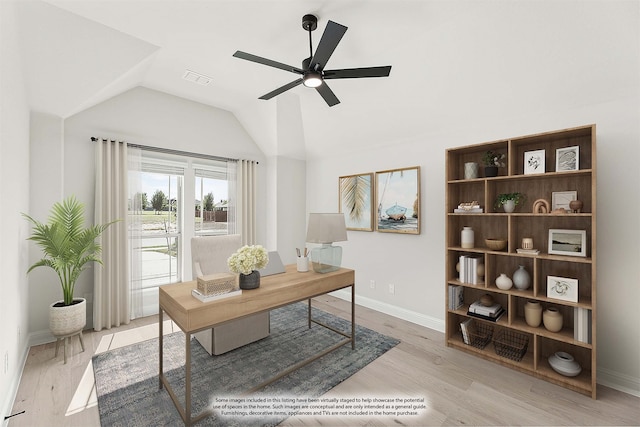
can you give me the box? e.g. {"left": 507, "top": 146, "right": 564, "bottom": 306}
{"left": 9, "top": 295, "right": 640, "bottom": 426}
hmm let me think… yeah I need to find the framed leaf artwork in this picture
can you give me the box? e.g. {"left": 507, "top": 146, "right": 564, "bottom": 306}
{"left": 339, "top": 173, "right": 374, "bottom": 231}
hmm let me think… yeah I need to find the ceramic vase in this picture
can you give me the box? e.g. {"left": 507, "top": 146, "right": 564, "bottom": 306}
{"left": 524, "top": 301, "right": 542, "bottom": 327}
{"left": 495, "top": 273, "right": 513, "bottom": 290}
{"left": 464, "top": 162, "right": 478, "bottom": 179}
{"left": 543, "top": 307, "right": 563, "bottom": 332}
{"left": 461, "top": 226, "right": 474, "bottom": 249}
{"left": 239, "top": 270, "right": 260, "bottom": 290}
{"left": 503, "top": 200, "right": 516, "bottom": 213}
{"left": 513, "top": 265, "right": 531, "bottom": 290}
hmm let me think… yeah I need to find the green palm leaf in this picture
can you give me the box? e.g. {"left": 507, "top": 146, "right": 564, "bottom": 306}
{"left": 23, "top": 196, "right": 117, "bottom": 305}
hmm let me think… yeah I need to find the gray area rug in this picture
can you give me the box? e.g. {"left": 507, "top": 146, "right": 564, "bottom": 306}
{"left": 93, "top": 302, "right": 399, "bottom": 426}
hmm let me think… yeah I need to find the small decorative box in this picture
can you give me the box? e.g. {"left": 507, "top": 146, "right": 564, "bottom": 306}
{"left": 197, "top": 273, "right": 236, "bottom": 296}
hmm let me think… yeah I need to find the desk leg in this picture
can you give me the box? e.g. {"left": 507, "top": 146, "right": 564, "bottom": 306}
{"left": 308, "top": 298, "right": 312, "bottom": 328}
{"left": 351, "top": 284, "right": 356, "bottom": 349}
{"left": 185, "top": 332, "right": 192, "bottom": 426}
{"left": 159, "top": 309, "right": 164, "bottom": 389}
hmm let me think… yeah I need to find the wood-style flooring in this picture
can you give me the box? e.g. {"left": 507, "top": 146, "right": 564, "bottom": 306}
{"left": 9, "top": 295, "right": 640, "bottom": 426}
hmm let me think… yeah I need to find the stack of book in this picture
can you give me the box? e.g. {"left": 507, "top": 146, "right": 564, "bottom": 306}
{"left": 459, "top": 254, "right": 483, "bottom": 285}
{"left": 467, "top": 300, "right": 505, "bottom": 322}
{"left": 460, "top": 318, "right": 476, "bottom": 345}
{"left": 516, "top": 248, "right": 540, "bottom": 255}
{"left": 574, "top": 307, "right": 592, "bottom": 343}
{"left": 448, "top": 285, "right": 464, "bottom": 310}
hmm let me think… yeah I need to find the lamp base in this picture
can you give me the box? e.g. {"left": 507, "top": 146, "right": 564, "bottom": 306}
{"left": 310, "top": 244, "right": 342, "bottom": 273}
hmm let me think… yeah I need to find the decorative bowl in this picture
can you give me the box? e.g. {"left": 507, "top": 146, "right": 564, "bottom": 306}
{"left": 479, "top": 294, "right": 494, "bottom": 307}
{"left": 485, "top": 238, "right": 507, "bottom": 251}
{"left": 548, "top": 351, "right": 582, "bottom": 377}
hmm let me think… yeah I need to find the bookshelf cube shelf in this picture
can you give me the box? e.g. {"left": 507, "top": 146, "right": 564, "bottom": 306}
{"left": 445, "top": 125, "right": 597, "bottom": 398}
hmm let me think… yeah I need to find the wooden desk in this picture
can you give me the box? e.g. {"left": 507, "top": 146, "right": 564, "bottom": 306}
{"left": 159, "top": 264, "right": 355, "bottom": 425}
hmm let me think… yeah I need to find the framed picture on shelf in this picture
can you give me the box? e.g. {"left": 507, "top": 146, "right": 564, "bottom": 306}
{"left": 548, "top": 229, "right": 587, "bottom": 257}
{"left": 339, "top": 173, "right": 374, "bottom": 231}
{"left": 556, "top": 146, "right": 579, "bottom": 171}
{"left": 375, "top": 166, "right": 420, "bottom": 234}
{"left": 552, "top": 191, "right": 577, "bottom": 213}
{"left": 547, "top": 276, "right": 579, "bottom": 302}
{"left": 524, "top": 149, "right": 545, "bottom": 174}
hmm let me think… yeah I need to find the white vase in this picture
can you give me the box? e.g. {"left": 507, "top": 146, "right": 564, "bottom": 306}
{"left": 495, "top": 273, "right": 513, "bottom": 290}
{"left": 461, "top": 226, "right": 474, "bottom": 248}
{"left": 464, "top": 162, "right": 478, "bottom": 179}
{"left": 513, "top": 265, "right": 531, "bottom": 290}
{"left": 503, "top": 199, "right": 516, "bottom": 213}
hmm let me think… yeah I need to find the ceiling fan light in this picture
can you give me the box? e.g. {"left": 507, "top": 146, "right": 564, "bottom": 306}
{"left": 303, "top": 73, "right": 323, "bottom": 88}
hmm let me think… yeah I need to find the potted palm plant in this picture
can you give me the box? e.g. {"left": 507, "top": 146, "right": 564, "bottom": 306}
{"left": 23, "top": 196, "right": 115, "bottom": 339}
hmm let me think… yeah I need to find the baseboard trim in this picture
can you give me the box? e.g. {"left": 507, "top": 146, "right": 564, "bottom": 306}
{"left": 329, "top": 290, "right": 640, "bottom": 398}
{"left": 329, "top": 290, "right": 445, "bottom": 333}
{"left": 598, "top": 366, "right": 640, "bottom": 397}
{"left": 2, "top": 339, "right": 31, "bottom": 427}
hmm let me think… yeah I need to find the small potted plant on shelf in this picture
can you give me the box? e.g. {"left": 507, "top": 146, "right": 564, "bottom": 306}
{"left": 482, "top": 150, "right": 506, "bottom": 177}
{"left": 495, "top": 192, "right": 525, "bottom": 213}
{"left": 23, "top": 196, "right": 116, "bottom": 345}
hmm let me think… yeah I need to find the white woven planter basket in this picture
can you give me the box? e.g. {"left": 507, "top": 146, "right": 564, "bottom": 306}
{"left": 49, "top": 298, "right": 86, "bottom": 337}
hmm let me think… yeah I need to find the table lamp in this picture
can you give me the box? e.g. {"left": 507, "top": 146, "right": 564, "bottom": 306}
{"left": 305, "top": 213, "right": 348, "bottom": 273}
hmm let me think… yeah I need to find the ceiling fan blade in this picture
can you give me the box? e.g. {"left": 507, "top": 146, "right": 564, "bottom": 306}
{"left": 323, "top": 66, "right": 392, "bottom": 79}
{"left": 258, "top": 79, "right": 303, "bottom": 100}
{"left": 310, "top": 20, "right": 347, "bottom": 69}
{"left": 233, "top": 51, "right": 303, "bottom": 74}
{"left": 315, "top": 82, "right": 340, "bottom": 107}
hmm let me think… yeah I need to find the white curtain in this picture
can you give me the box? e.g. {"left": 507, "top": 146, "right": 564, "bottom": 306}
{"left": 94, "top": 139, "right": 130, "bottom": 331}
{"left": 229, "top": 160, "right": 257, "bottom": 245}
{"left": 127, "top": 147, "right": 143, "bottom": 319}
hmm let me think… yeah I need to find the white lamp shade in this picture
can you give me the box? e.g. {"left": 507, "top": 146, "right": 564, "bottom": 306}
{"left": 306, "top": 213, "right": 347, "bottom": 244}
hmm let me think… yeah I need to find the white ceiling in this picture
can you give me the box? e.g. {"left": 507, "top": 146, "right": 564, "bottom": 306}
{"left": 15, "top": 1, "right": 632, "bottom": 158}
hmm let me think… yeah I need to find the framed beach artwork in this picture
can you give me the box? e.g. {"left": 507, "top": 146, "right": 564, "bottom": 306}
{"left": 548, "top": 229, "right": 587, "bottom": 257}
{"left": 524, "top": 149, "right": 545, "bottom": 175}
{"left": 339, "top": 173, "right": 374, "bottom": 231}
{"left": 547, "top": 276, "right": 579, "bottom": 303}
{"left": 375, "top": 166, "right": 420, "bottom": 234}
{"left": 556, "top": 146, "right": 579, "bottom": 171}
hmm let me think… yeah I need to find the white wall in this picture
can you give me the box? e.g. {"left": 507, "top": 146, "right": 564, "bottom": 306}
{"left": 0, "top": 1, "right": 32, "bottom": 421}
{"left": 306, "top": 3, "right": 640, "bottom": 395}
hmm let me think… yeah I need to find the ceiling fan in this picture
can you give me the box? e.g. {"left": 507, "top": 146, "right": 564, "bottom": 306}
{"left": 233, "top": 14, "right": 392, "bottom": 107}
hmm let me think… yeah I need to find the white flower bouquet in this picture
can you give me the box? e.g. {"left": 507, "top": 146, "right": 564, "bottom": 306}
{"left": 227, "top": 245, "right": 269, "bottom": 275}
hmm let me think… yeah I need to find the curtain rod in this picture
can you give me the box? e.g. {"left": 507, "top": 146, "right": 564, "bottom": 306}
{"left": 91, "top": 137, "right": 239, "bottom": 163}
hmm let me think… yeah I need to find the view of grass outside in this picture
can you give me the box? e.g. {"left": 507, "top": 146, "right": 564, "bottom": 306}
{"left": 131, "top": 171, "right": 229, "bottom": 289}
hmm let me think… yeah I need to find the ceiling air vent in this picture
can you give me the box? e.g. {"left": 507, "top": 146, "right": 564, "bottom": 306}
{"left": 182, "top": 69, "right": 212, "bottom": 86}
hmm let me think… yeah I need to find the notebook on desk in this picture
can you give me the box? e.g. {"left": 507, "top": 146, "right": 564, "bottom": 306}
{"left": 258, "top": 251, "right": 286, "bottom": 276}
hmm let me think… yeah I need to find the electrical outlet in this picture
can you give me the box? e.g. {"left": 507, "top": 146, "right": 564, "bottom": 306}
{"left": 369, "top": 280, "right": 376, "bottom": 289}
{"left": 388, "top": 283, "right": 395, "bottom": 294}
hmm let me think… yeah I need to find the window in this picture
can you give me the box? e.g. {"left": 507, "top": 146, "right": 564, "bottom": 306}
{"left": 128, "top": 149, "right": 235, "bottom": 318}
{"left": 195, "top": 160, "right": 230, "bottom": 236}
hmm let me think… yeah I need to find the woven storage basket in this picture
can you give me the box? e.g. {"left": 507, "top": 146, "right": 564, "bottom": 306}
{"left": 493, "top": 329, "right": 529, "bottom": 361}
{"left": 197, "top": 273, "right": 236, "bottom": 296}
{"left": 464, "top": 321, "right": 494, "bottom": 350}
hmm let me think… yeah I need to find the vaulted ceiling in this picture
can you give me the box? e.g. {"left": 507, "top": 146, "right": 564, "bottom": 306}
{"left": 15, "top": 1, "right": 630, "bottom": 158}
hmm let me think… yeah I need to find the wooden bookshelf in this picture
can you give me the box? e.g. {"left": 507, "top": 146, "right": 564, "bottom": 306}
{"left": 445, "top": 125, "right": 597, "bottom": 398}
